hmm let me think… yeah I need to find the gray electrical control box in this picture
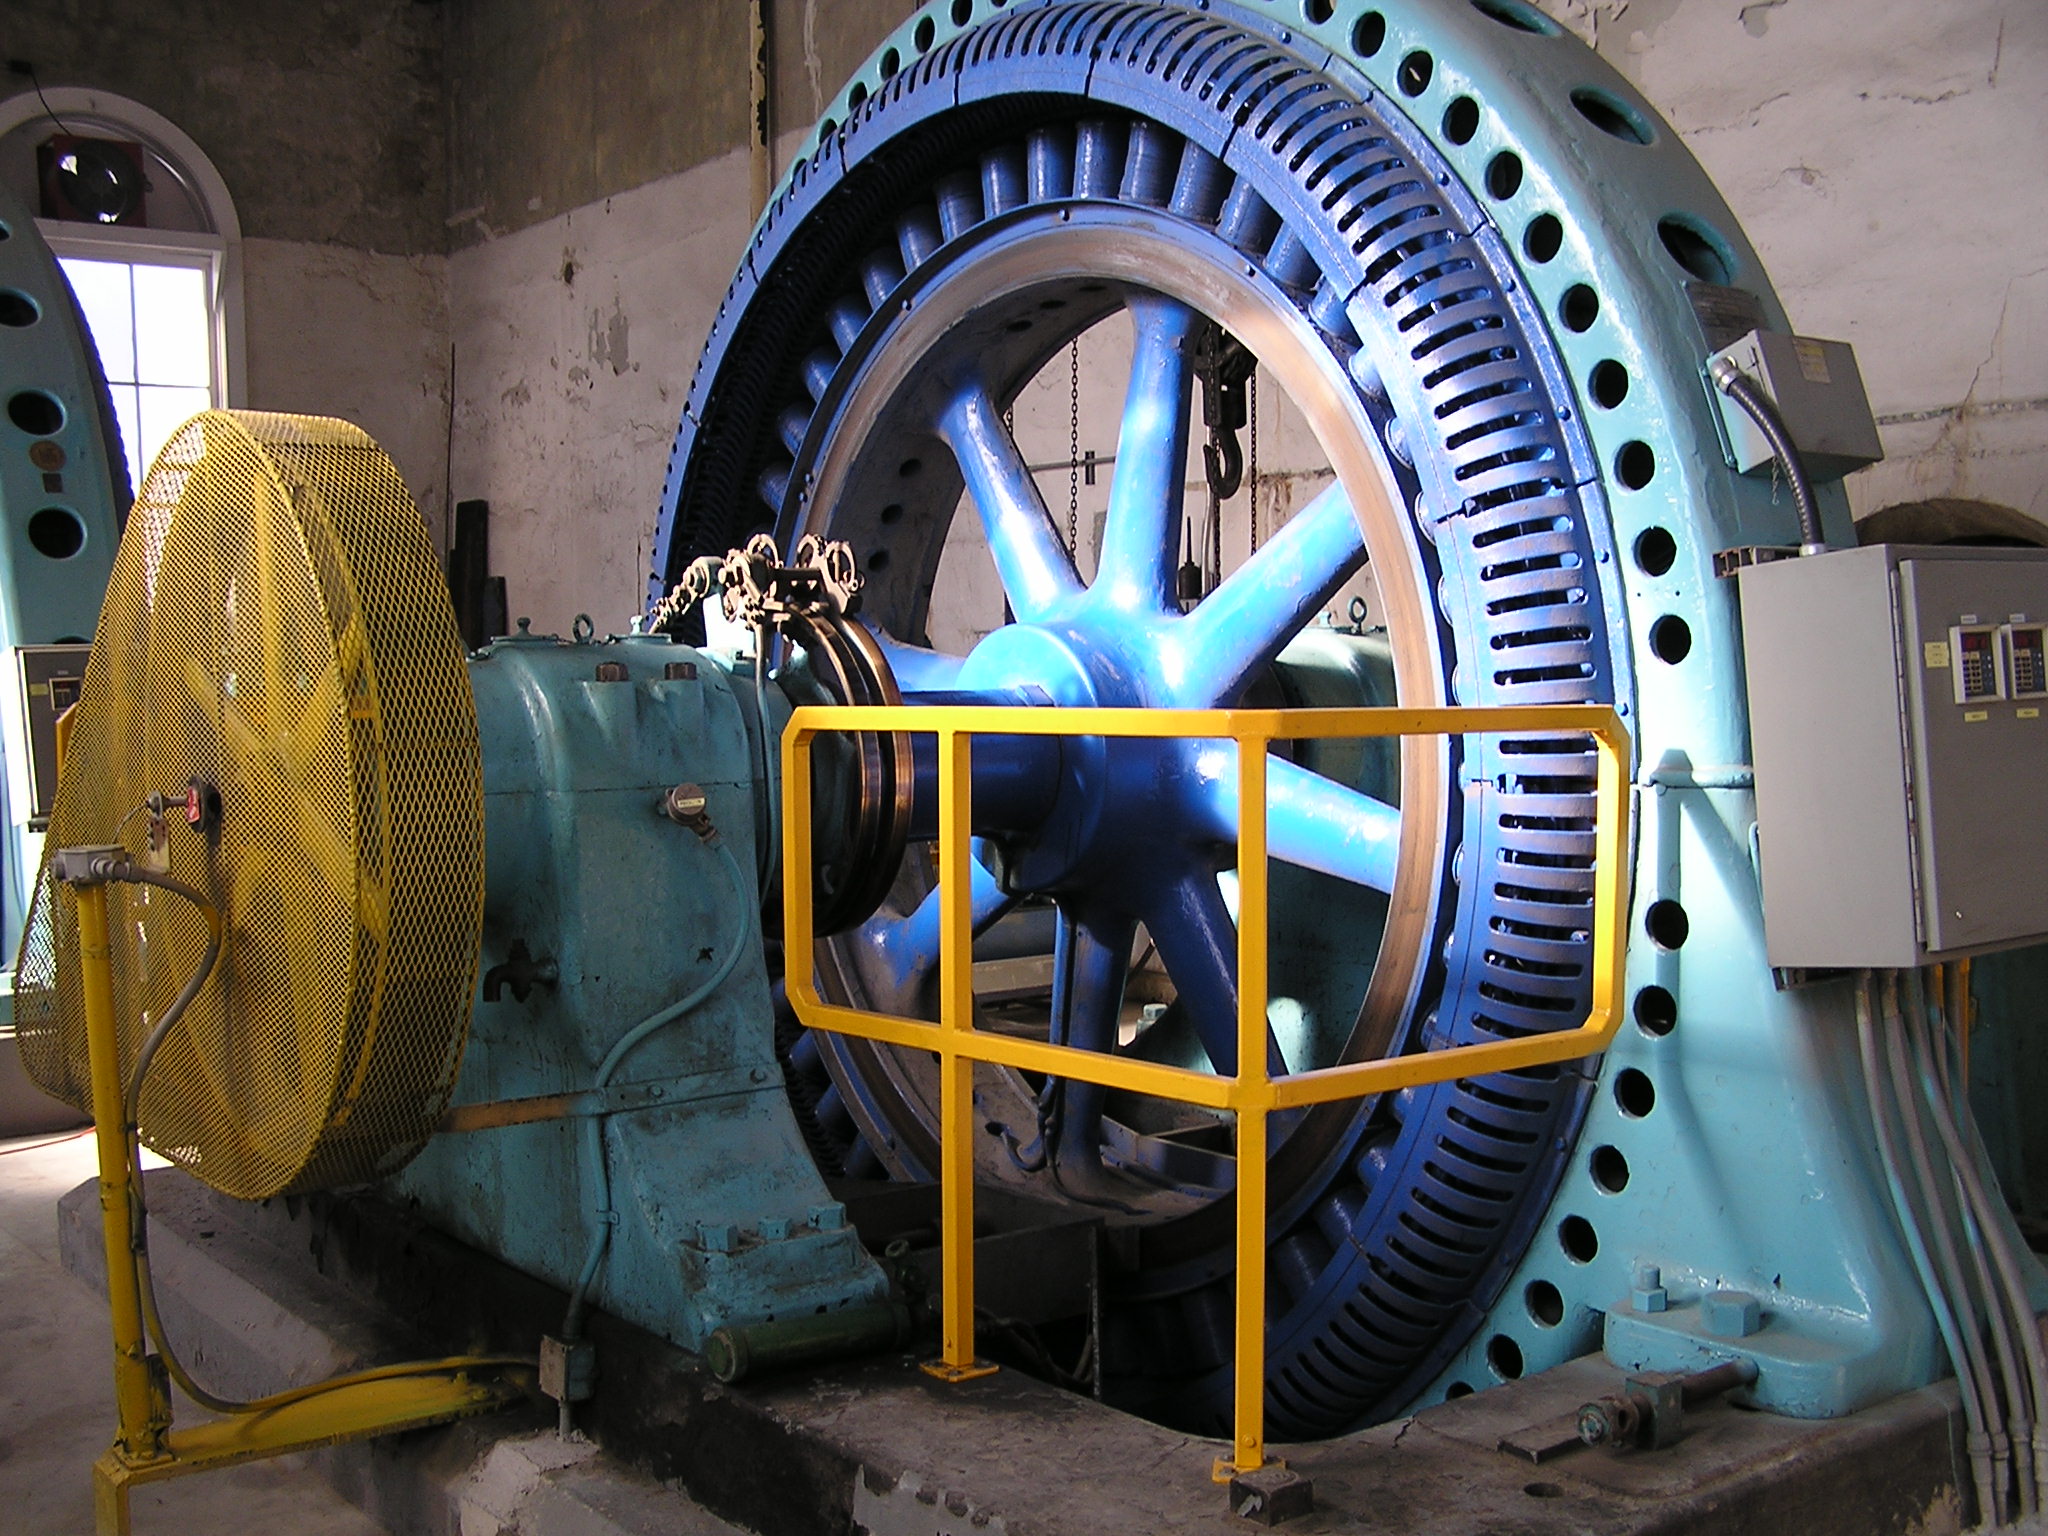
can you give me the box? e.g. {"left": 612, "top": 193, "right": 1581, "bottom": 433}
{"left": 1740, "top": 545, "right": 2048, "bottom": 968}
{"left": 1707, "top": 329, "right": 1884, "bottom": 481}
{"left": 6, "top": 645, "right": 89, "bottom": 831}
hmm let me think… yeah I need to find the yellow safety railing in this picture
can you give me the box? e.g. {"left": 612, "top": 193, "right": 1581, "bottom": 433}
{"left": 782, "top": 704, "right": 1631, "bottom": 1480}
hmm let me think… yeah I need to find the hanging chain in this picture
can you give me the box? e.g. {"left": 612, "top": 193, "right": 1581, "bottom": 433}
{"left": 1247, "top": 366, "right": 1260, "bottom": 555}
{"left": 1067, "top": 339, "right": 1081, "bottom": 555}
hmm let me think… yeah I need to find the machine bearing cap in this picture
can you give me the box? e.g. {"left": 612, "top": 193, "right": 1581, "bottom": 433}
{"left": 652, "top": 0, "right": 1792, "bottom": 1437}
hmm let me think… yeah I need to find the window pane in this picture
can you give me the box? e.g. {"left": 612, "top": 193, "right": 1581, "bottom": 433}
{"left": 132, "top": 264, "right": 211, "bottom": 387}
{"left": 111, "top": 384, "right": 142, "bottom": 490}
{"left": 136, "top": 385, "right": 210, "bottom": 478}
{"left": 58, "top": 257, "right": 136, "bottom": 381}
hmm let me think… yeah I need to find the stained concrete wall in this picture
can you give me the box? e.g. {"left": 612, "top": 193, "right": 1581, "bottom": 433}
{"left": 443, "top": 0, "right": 2045, "bottom": 635}
{"left": 6, "top": 0, "right": 445, "bottom": 254}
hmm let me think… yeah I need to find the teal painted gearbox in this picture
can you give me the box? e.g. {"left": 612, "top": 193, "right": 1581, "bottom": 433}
{"left": 389, "top": 628, "right": 887, "bottom": 1349}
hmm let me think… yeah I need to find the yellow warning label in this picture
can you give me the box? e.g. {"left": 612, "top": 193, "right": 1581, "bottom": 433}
{"left": 1794, "top": 337, "right": 1832, "bottom": 385}
{"left": 1964, "top": 709, "right": 1990, "bottom": 722}
{"left": 1924, "top": 640, "right": 1951, "bottom": 670}
{"left": 2021, "top": 708, "right": 2040, "bottom": 720}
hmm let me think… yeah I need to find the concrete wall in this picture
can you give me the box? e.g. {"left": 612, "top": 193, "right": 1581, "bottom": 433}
{"left": 441, "top": 0, "right": 2044, "bottom": 635}
{"left": 1545, "top": 0, "right": 2048, "bottom": 524}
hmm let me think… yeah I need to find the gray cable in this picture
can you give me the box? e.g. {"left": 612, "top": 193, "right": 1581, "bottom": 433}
{"left": 1905, "top": 970, "right": 2027, "bottom": 1517}
{"left": 1881, "top": 971, "right": 2005, "bottom": 1523}
{"left": 1857, "top": 973, "right": 1997, "bottom": 1525}
{"left": 1920, "top": 970, "right": 2048, "bottom": 1511}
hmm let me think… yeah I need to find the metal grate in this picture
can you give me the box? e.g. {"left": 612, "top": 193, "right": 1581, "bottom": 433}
{"left": 15, "top": 410, "right": 484, "bottom": 1200}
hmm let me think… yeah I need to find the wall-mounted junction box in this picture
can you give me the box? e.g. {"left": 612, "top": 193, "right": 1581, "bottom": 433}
{"left": 1707, "top": 329, "right": 1883, "bottom": 481}
{"left": 1739, "top": 545, "right": 2048, "bottom": 969}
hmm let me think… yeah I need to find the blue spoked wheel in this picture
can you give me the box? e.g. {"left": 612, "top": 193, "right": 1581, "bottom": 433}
{"left": 654, "top": 1, "right": 1628, "bottom": 1437}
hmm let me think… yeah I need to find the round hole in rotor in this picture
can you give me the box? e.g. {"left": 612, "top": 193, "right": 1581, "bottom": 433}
{"left": 952, "top": 0, "right": 973, "bottom": 25}
{"left": 1442, "top": 97, "right": 1479, "bottom": 145}
{"left": 899, "top": 456, "right": 924, "bottom": 478}
{"left": 28, "top": 507, "right": 86, "bottom": 560}
{"left": 1590, "top": 1144, "right": 1630, "bottom": 1193}
{"left": 1303, "top": 0, "right": 1334, "bottom": 22}
{"left": 1571, "top": 87, "right": 1653, "bottom": 145}
{"left": 1471, "top": 0, "right": 1561, "bottom": 34}
{"left": 1398, "top": 50, "right": 1433, "bottom": 96}
{"left": 880, "top": 502, "right": 905, "bottom": 525}
{"left": 1645, "top": 899, "right": 1688, "bottom": 950}
{"left": 848, "top": 82, "right": 869, "bottom": 110}
{"left": 881, "top": 48, "right": 900, "bottom": 78}
{"left": 1352, "top": 11, "right": 1387, "bottom": 56}
{"left": 1634, "top": 984, "right": 1677, "bottom": 1036}
{"left": 1559, "top": 283, "right": 1598, "bottom": 332}
{"left": 1485, "top": 151, "right": 1523, "bottom": 199}
{"left": 1590, "top": 359, "right": 1628, "bottom": 409}
{"left": 1658, "top": 214, "right": 1736, "bottom": 285}
{"left": 914, "top": 16, "right": 936, "bottom": 50}
{"left": 0, "top": 290, "right": 38, "bottom": 327}
{"left": 1559, "top": 1215, "right": 1598, "bottom": 1263}
{"left": 867, "top": 548, "right": 891, "bottom": 572}
{"left": 1615, "top": 1068, "right": 1656, "bottom": 1119}
{"left": 1523, "top": 213, "right": 1563, "bottom": 264}
{"left": 1633, "top": 526, "right": 1676, "bottom": 576}
{"left": 1445, "top": 1380, "right": 1474, "bottom": 1399}
{"left": 1650, "top": 614, "right": 1691, "bottom": 663}
{"left": 1616, "top": 440, "right": 1655, "bottom": 489}
{"left": 1488, "top": 1335, "right": 1525, "bottom": 1379}
{"left": 1525, "top": 1280, "right": 1565, "bottom": 1327}
{"left": 8, "top": 390, "right": 64, "bottom": 436}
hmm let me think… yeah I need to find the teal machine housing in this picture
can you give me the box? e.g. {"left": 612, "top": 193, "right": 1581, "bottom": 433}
{"left": 0, "top": 184, "right": 125, "bottom": 960}
{"left": 390, "top": 629, "right": 890, "bottom": 1349}
{"left": 1, "top": 184, "right": 125, "bottom": 1135}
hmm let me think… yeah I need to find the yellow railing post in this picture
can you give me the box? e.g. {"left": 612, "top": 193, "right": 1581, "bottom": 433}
{"left": 780, "top": 703, "right": 1632, "bottom": 1485}
{"left": 74, "top": 878, "right": 165, "bottom": 1471}
{"left": 1226, "top": 724, "right": 1274, "bottom": 1479}
{"left": 930, "top": 727, "right": 996, "bottom": 1382}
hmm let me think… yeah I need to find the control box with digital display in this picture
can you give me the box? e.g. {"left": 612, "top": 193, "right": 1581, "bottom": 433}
{"left": 1738, "top": 545, "right": 2048, "bottom": 968}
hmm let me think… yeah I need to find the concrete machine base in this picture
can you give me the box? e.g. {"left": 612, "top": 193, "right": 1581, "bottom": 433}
{"left": 61, "top": 1170, "right": 1985, "bottom": 1536}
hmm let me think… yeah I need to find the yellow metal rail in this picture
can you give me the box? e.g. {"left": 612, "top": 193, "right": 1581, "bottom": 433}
{"left": 783, "top": 703, "right": 1632, "bottom": 1479}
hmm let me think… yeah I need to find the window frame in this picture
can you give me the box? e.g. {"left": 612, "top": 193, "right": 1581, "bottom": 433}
{"left": 0, "top": 88, "right": 246, "bottom": 412}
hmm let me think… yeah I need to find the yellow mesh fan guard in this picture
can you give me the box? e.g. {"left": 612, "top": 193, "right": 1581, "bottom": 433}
{"left": 14, "top": 411, "right": 484, "bottom": 1199}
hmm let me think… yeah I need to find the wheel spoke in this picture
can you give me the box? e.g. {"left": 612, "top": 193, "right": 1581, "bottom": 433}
{"left": 1091, "top": 294, "right": 1200, "bottom": 615}
{"left": 860, "top": 842, "right": 1014, "bottom": 998}
{"left": 1047, "top": 906, "right": 1137, "bottom": 1170}
{"left": 1141, "top": 871, "right": 1249, "bottom": 1077}
{"left": 1191, "top": 749, "right": 1401, "bottom": 893}
{"left": 861, "top": 622, "right": 967, "bottom": 692}
{"left": 937, "top": 382, "right": 1081, "bottom": 623}
{"left": 1165, "top": 481, "right": 1366, "bottom": 706}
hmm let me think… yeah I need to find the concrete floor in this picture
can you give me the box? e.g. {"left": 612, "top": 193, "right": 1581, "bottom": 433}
{"left": 0, "top": 1130, "right": 386, "bottom": 1536}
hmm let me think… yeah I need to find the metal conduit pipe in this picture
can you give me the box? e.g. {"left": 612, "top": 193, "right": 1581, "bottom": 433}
{"left": 1905, "top": 970, "right": 2032, "bottom": 1518}
{"left": 1856, "top": 973, "right": 1998, "bottom": 1527}
{"left": 1916, "top": 970, "right": 2048, "bottom": 1510}
{"left": 1880, "top": 972, "right": 2007, "bottom": 1524}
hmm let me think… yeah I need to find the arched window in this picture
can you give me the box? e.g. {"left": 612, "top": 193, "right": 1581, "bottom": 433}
{"left": 0, "top": 87, "right": 245, "bottom": 488}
